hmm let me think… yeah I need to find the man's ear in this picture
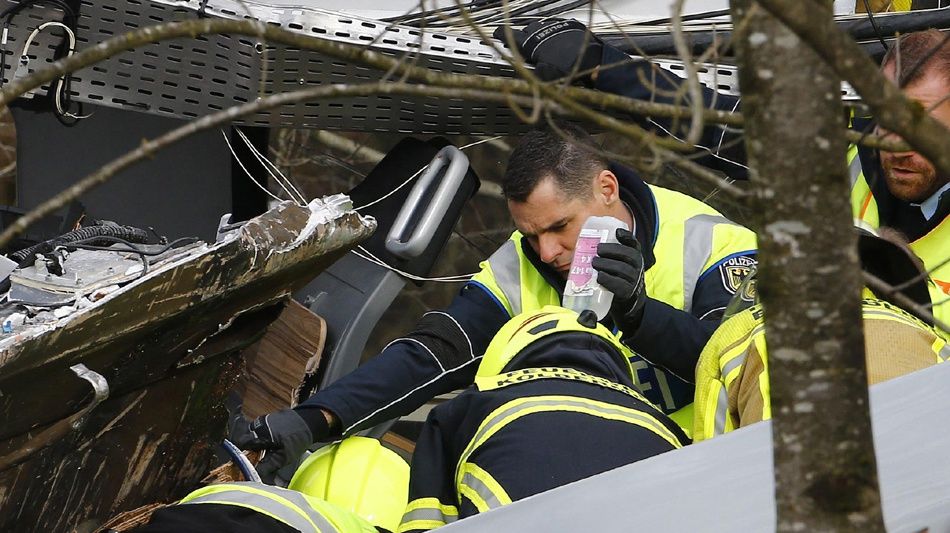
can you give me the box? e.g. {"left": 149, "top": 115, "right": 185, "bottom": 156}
{"left": 594, "top": 169, "right": 620, "bottom": 206}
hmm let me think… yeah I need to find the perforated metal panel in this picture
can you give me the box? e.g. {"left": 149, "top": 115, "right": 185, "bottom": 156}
{"left": 0, "top": 0, "right": 532, "bottom": 133}
{"left": 0, "top": 1, "right": 859, "bottom": 133}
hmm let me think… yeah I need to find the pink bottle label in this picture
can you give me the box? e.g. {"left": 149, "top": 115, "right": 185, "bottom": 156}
{"left": 567, "top": 232, "right": 604, "bottom": 294}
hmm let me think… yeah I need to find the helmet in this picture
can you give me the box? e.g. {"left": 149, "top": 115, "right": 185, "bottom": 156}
{"left": 476, "top": 305, "right": 633, "bottom": 379}
{"left": 288, "top": 436, "right": 409, "bottom": 532}
{"left": 721, "top": 222, "right": 932, "bottom": 323}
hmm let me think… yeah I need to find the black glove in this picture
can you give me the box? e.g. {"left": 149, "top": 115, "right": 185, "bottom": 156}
{"left": 227, "top": 396, "right": 313, "bottom": 483}
{"left": 592, "top": 228, "right": 647, "bottom": 333}
{"left": 492, "top": 18, "right": 603, "bottom": 85}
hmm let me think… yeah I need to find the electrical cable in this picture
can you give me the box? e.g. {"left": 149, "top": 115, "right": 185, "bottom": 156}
{"left": 237, "top": 129, "right": 306, "bottom": 204}
{"left": 64, "top": 235, "right": 198, "bottom": 256}
{"left": 0, "top": 0, "right": 83, "bottom": 124}
{"left": 352, "top": 245, "right": 475, "bottom": 282}
{"left": 221, "top": 129, "right": 286, "bottom": 205}
{"left": 19, "top": 21, "right": 82, "bottom": 119}
{"left": 384, "top": 0, "right": 502, "bottom": 26}
{"left": 235, "top": 128, "right": 307, "bottom": 205}
{"left": 863, "top": 0, "right": 890, "bottom": 51}
{"left": 57, "top": 236, "right": 200, "bottom": 278}
{"left": 353, "top": 163, "right": 428, "bottom": 211}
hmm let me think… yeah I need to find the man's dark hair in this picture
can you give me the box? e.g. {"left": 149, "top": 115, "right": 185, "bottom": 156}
{"left": 881, "top": 29, "right": 950, "bottom": 87}
{"left": 503, "top": 122, "right": 608, "bottom": 202}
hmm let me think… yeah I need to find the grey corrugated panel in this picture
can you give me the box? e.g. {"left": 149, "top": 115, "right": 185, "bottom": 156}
{"left": 0, "top": 0, "right": 524, "bottom": 133}
{"left": 1, "top": 0, "right": 751, "bottom": 132}
{"left": 440, "top": 362, "right": 950, "bottom": 532}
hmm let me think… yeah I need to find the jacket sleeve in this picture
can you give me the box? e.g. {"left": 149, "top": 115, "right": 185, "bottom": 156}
{"left": 398, "top": 407, "right": 463, "bottom": 533}
{"left": 625, "top": 251, "right": 758, "bottom": 383}
{"left": 295, "top": 282, "right": 509, "bottom": 436}
{"left": 596, "top": 45, "right": 748, "bottom": 180}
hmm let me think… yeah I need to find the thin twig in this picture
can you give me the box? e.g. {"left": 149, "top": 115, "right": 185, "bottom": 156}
{"left": 670, "top": 0, "right": 705, "bottom": 145}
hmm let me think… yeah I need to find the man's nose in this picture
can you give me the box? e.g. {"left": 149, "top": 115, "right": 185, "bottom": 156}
{"left": 877, "top": 127, "right": 913, "bottom": 156}
{"left": 537, "top": 235, "right": 562, "bottom": 264}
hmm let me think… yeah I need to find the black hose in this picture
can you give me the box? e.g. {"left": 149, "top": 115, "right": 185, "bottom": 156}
{"left": 9, "top": 221, "right": 152, "bottom": 267}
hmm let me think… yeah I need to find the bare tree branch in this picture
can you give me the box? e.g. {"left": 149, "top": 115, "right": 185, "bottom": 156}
{"left": 864, "top": 272, "right": 950, "bottom": 333}
{"left": 731, "top": 1, "right": 885, "bottom": 529}
{"left": 671, "top": 0, "right": 706, "bottom": 145}
{"left": 0, "top": 82, "right": 551, "bottom": 251}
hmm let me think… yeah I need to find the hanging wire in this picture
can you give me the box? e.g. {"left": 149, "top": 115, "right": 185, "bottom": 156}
{"left": 225, "top": 131, "right": 504, "bottom": 282}
{"left": 458, "top": 135, "right": 504, "bottom": 150}
{"left": 354, "top": 163, "right": 428, "bottom": 211}
{"left": 347, "top": 135, "right": 509, "bottom": 282}
{"left": 353, "top": 245, "right": 476, "bottom": 282}
{"left": 235, "top": 128, "right": 308, "bottom": 205}
{"left": 221, "top": 129, "right": 285, "bottom": 204}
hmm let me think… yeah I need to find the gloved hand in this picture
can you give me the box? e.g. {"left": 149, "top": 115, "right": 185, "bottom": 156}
{"left": 227, "top": 395, "right": 313, "bottom": 483}
{"left": 492, "top": 18, "right": 604, "bottom": 85}
{"left": 592, "top": 228, "right": 647, "bottom": 333}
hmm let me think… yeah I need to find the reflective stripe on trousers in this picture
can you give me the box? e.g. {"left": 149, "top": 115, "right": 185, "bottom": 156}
{"left": 399, "top": 498, "right": 459, "bottom": 532}
{"left": 454, "top": 395, "right": 685, "bottom": 500}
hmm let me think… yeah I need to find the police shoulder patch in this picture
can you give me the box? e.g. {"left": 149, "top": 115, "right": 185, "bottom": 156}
{"left": 718, "top": 255, "right": 757, "bottom": 296}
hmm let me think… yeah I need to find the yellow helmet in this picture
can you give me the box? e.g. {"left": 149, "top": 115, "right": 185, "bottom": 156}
{"left": 476, "top": 305, "right": 634, "bottom": 379}
{"left": 288, "top": 437, "right": 409, "bottom": 532}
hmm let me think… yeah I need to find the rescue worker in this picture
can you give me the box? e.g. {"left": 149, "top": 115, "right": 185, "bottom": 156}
{"left": 497, "top": 21, "right": 950, "bottom": 311}
{"left": 133, "top": 437, "right": 408, "bottom": 533}
{"left": 398, "top": 306, "right": 689, "bottom": 532}
{"left": 229, "top": 122, "right": 756, "bottom": 480}
{"left": 693, "top": 227, "right": 949, "bottom": 441}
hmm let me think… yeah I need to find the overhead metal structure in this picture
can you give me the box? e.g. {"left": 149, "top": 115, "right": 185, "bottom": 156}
{"left": 2, "top": 0, "right": 529, "bottom": 134}
{"left": 6, "top": 1, "right": 936, "bottom": 133}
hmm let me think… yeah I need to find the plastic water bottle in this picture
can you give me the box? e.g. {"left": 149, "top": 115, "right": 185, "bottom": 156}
{"left": 562, "top": 216, "right": 629, "bottom": 320}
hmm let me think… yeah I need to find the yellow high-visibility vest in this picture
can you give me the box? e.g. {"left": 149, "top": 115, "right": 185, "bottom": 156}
{"left": 848, "top": 145, "right": 950, "bottom": 329}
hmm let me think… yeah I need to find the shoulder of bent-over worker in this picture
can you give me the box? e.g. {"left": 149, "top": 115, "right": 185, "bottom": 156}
{"left": 595, "top": 43, "right": 748, "bottom": 179}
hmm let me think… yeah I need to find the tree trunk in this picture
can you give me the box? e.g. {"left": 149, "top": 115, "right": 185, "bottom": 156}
{"left": 729, "top": 1, "right": 885, "bottom": 530}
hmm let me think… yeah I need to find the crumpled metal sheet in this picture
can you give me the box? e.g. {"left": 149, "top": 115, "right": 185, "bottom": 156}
{"left": 0, "top": 196, "right": 374, "bottom": 531}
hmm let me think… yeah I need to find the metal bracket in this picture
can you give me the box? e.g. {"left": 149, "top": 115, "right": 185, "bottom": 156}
{"left": 385, "top": 146, "right": 470, "bottom": 259}
{"left": 0, "top": 363, "right": 109, "bottom": 471}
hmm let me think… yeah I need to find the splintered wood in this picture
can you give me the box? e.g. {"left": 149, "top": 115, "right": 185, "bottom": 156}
{"left": 202, "top": 450, "right": 264, "bottom": 485}
{"left": 237, "top": 300, "right": 327, "bottom": 419}
{"left": 95, "top": 503, "right": 168, "bottom": 532}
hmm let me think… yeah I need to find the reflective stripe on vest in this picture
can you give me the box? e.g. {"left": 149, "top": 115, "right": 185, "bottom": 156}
{"left": 681, "top": 214, "right": 745, "bottom": 314}
{"left": 181, "top": 483, "right": 340, "bottom": 533}
{"left": 475, "top": 184, "right": 756, "bottom": 321}
{"left": 847, "top": 146, "right": 950, "bottom": 315}
{"left": 848, "top": 145, "right": 879, "bottom": 225}
{"left": 710, "top": 323, "right": 766, "bottom": 438}
{"left": 483, "top": 239, "right": 522, "bottom": 316}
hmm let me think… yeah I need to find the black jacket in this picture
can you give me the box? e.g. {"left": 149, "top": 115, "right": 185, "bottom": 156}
{"left": 296, "top": 163, "right": 754, "bottom": 436}
{"left": 401, "top": 333, "right": 689, "bottom": 530}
